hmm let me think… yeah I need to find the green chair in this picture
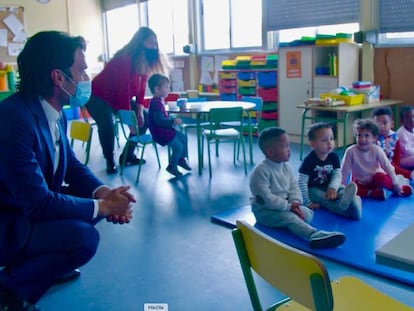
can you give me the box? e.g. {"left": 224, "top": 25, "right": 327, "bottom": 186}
{"left": 117, "top": 109, "right": 161, "bottom": 184}
{"left": 232, "top": 220, "right": 411, "bottom": 311}
{"left": 201, "top": 107, "right": 247, "bottom": 178}
{"left": 69, "top": 120, "right": 93, "bottom": 165}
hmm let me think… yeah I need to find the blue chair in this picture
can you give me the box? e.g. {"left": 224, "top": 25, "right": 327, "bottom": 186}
{"left": 118, "top": 110, "right": 161, "bottom": 184}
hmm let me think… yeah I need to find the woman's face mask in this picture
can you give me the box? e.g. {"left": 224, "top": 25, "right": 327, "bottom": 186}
{"left": 144, "top": 48, "right": 159, "bottom": 65}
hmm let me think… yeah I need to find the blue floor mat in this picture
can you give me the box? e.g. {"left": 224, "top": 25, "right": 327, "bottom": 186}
{"left": 211, "top": 197, "right": 414, "bottom": 287}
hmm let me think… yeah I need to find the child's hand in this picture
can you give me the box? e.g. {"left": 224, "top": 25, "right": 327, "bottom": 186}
{"left": 290, "top": 202, "right": 305, "bottom": 220}
{"left": 173, "top": 118, "right": 182, "bottom": 125}
{"left": 393, "top": 183, "right": 403, "bottom": 195}
{"left": 307, "top": 202, "right": 320, "bottom": 210}
{"left": 325, "top": 188, "right": 338, "bottom": 200}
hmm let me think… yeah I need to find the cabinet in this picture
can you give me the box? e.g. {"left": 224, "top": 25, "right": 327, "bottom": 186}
{"left": 278, "top": 43, "right": 359, "bottom": 145}
{"left": 218, "top": 69, "right": 278, "bottom": 131}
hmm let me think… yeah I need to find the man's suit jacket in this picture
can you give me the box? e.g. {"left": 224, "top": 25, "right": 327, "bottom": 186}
{"left": 0, "top": 93, "right": 103, "bottom": 265}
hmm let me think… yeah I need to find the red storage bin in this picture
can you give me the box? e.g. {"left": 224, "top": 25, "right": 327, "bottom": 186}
{"left": 261, "top": 111, "right": 278, "bottom": 120}
{"left": 219, "top": 79, "right": 237, "bottom": 87}
{"left": 219, "top": 85, "right": 237, "bottom": 94}
{"left": 258, "top": 87, "right": 278, "bottom": 102}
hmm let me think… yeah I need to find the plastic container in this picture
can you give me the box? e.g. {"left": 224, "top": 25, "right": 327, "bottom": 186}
{"left": 320, "top": 93, "right": 365, "bottom": 106}
{"left": 258, "top": 87, "right": 278, "bottom": 102}
{"left": 219, "top": 71, "right": 236, "bottom": 79}
{"left": 238, "top": 79, "right": 256, "bottom": 87}
{"left": 237, "top": 71, "right": 255, "bottom": 81}
{"left": 257, "top": 71, "right": 277, "bottom": 87}
{"left": 0, "top": 70, "right": 8, "bottom": 91}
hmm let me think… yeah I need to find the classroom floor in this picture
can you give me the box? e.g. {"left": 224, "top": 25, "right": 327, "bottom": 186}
{"left": 38, "top": 125, "right": 414, "bottom": 311}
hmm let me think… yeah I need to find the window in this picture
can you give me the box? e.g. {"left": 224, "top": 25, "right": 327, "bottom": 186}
{"left": 104, "top": 4, "right": 139, "bottom": 58}
{"left": 201, "top": 0, "right": 262, "bottom": 51}
{"left": 377, "top": 0, "right": 414, "bottom": 45}
{"left": 146, "top": 0, "right": 189, "bottom": 55}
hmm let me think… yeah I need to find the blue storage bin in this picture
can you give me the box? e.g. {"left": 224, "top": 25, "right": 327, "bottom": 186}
{"left": 257, "top": 71, "right": 277, "bottom": 87}
{"left": 237, "top": 71, "right": 255, "bottom": 81}
{"left": 220, "top": 93, "right": 237, "bottom": 101}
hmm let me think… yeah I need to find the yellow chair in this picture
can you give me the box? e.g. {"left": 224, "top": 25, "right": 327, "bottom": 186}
{"left": 201, "top": 107, "right": 247, "bottom": 178}
{"left": 69, "top": 120, "right": 93, "bottom": 165}
{"left": 232, "top": 220, "right": 412, "bottom": 311}
{"left": 117, "top": 109, "right": 161, "bottom": 184}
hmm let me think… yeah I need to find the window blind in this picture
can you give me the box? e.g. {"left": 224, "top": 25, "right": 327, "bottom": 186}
{"left": 379, "top": 0, "right": 414, "bottom": 33}
{"left": 264, "top": 0, "right": 359, "bottom": 31}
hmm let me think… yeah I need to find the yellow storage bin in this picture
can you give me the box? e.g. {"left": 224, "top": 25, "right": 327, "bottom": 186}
{"left": 320, "top": 93, "right": 365, "bottom": 106}
{"left": 219, "top": 71, "right": 236, "bottom": 79}
{"left": 238, "top": 79, "right": 256, "bottom": 87}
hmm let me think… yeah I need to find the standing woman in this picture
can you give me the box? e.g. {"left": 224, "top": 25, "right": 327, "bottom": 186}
{"left": 86, "top": 27, "right": 170, "bottom": 174}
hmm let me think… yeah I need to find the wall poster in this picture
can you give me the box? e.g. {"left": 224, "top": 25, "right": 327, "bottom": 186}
{"left": 286, "top": 51, "right": 301, "bottom": 78}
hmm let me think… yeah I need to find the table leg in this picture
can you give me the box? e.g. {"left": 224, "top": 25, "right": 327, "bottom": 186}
{"left": 300, "top": 108, "right": 308, "bottom": 161}
{"left": 248, "top": 112, "right": 253, "bottom": 164}
{"left": 197, "top": 114, "right": 203, "bottom": 175}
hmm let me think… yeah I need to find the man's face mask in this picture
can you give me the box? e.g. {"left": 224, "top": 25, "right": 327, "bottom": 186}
{"left": 60, "top": 72, "right": 91, "bottom": 108}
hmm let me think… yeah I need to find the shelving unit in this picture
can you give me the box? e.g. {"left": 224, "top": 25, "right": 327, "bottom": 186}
{"left": 278, "top": 42, "right": 359, "bottom": 145}
{"left": 218, "top": 69, "right": 278, "bottom": 131}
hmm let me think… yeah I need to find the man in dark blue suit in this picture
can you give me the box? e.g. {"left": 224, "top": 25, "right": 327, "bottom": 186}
{"left": 0, "top": 31, "right": 135, "bottom": 311}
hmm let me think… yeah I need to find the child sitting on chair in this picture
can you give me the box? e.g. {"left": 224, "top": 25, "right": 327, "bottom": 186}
{"left": 250, "top": 127, "right": 346, "bottom": 249}
{"left": 298, "top": 122, "right": 361, "bottom": 220}
{"left": 341, "top": 118, "right": 412, "bottom": 200}
{"left": 372, "top": 106, "right": 414, "bottom": 181}
{"left": 147, "top": 73, "right": 191, "bottom": 177}
{"left": 396, "top": 105, "right": 414, "bottom": 171}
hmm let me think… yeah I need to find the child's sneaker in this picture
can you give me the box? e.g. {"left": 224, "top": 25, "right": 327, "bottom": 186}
{"left": 347, "top": 195, "right": 362, "bottom": 220}
{"left": 339, "top": 182, "right": 357, "bottom": 210}
{"left": 369, "top": 188, "right": 392, "bottom": 200}
{"left": 308, "top": 230, "right": 346, "bottom": 249}
{"left": 166, "top": 165, "right": 183, "bottom": 177}
{"left": 400, "top": 185, "right": 412, "bottom": 196}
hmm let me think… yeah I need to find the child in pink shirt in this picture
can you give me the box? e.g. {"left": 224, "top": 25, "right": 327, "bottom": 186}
{"left": 396, "top": 105, "right": 414, "bottom": 170}
{"left": 341, "top": 118, "right": 412, "bottom": 200}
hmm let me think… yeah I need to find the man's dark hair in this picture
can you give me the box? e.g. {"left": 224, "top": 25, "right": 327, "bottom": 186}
{"left": 258, "top": 127, "right": 286, "bottom": 154}
{"left": 148, "top": 73, "right": 169, "bottom": 94}
{"left": 307, "top": 122, "right": 333, "bottom": 141}
{"left": 17, "top": 31, "right": 86, "bottom": 99}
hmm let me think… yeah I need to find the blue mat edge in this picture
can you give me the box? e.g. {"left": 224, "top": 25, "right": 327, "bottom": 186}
{"left": 211, "top": 204, "right": 414, "bottom": 288}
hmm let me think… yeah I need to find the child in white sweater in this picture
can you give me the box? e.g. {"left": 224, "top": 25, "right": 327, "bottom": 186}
{"left": 250, "top": 127, "right": 345, "bottom": 249}
{"left": 341, "top": 118, "right": 412, "bottom": 200}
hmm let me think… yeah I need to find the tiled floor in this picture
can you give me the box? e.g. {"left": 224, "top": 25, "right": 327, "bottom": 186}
{"left": 38, "top": 125, "right": 414, "bottom": 310}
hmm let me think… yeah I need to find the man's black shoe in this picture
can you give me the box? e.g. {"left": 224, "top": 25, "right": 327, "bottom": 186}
{"left": 0, "top": 284, "right": 42, "bottom": 311}
{"left": 54, "top": 269, "right": 81, "bottom": 285}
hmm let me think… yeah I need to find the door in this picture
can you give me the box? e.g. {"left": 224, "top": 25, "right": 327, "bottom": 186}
{"left": 279, "top": 47, "right": 312, "bottom": 137}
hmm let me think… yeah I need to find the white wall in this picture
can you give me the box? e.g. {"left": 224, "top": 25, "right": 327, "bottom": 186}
{"left": 0, "top": 0, "right": 104, "bottom": 75}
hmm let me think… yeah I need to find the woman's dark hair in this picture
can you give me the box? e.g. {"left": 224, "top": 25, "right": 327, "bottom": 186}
{"left": 17, "top": 31, "right": 86, "bottom": 99}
